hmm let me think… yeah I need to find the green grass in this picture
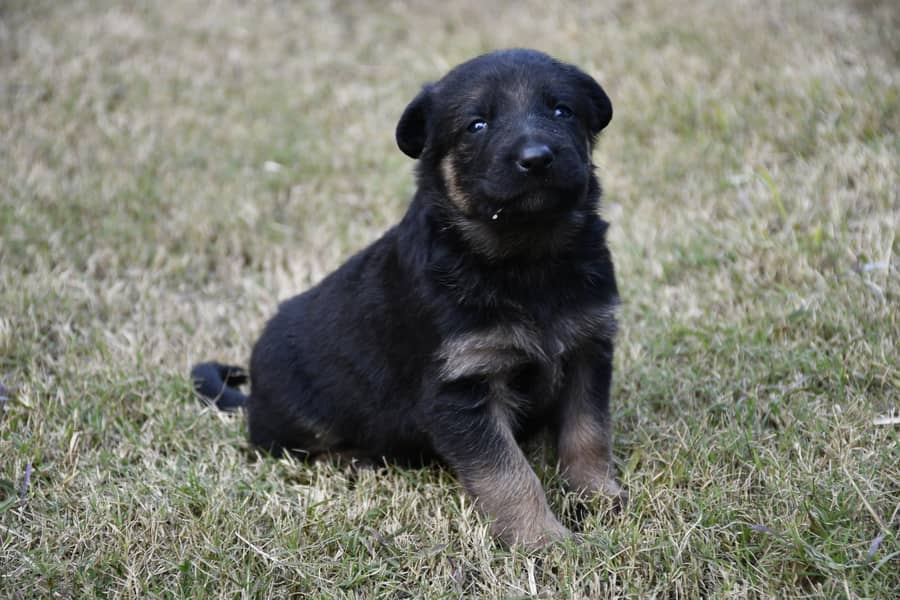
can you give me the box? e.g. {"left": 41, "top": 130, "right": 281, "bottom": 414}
{"left": 1, "top": 0, "right": 897, "bottom": 597}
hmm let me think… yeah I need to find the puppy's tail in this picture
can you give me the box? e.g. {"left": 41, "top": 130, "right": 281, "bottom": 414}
{"left": 190, "top": 361, "right": 249, "bottom": 411}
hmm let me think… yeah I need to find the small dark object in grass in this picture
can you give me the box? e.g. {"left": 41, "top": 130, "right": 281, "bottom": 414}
{"left": 192, "top": 49, "right": 625, "bottom": 549}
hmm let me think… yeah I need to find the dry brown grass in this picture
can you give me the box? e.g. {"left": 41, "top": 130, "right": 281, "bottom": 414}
{"left": 1, "top": 0, "right": 897, "bottom": 597}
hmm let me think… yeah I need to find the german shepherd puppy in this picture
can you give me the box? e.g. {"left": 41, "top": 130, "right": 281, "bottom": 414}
{"left": 192, "top": 49, "right": 624, "bottom": 548}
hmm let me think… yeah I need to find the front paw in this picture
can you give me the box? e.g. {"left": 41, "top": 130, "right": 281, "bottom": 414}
{"left": 565, "top": 477, "right": 629, "bottom": 528}
{"left": 494, "top": 515, "right": 572, "bottom": 550}
{"left": 599, "top": 477, "right": 628, "bottom": 511}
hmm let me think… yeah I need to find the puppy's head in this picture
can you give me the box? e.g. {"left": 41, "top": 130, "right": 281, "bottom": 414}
{"left": 396, "top": 49, "right": 612, "bottom": 229}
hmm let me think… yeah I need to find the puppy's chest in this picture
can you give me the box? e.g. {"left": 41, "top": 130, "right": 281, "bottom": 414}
{"left": 436, "top": 301, "right": 617, "bottom": 385}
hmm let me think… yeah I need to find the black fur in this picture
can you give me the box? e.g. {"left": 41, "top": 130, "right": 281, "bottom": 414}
{"left": 192, "top": 49, "right": 622, "bottom": 546}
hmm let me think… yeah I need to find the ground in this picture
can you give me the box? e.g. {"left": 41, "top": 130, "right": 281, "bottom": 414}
{"left": 0, "top": 0, "right": 897, "bottom": 597}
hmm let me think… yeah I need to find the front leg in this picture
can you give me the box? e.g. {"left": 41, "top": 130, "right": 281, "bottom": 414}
{"left": 556, "top": 340, "right": 626, "bottom": 503}
{"left": 428, "top": 378, "right": 570, "bottom": 549}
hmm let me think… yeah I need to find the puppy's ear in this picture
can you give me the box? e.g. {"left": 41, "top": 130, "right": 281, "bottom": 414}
{"left": 396, "top": 85, "right": 433, "bottom": 159}
{"left": 579, "top": 73, "right": 613, "bottom": 137}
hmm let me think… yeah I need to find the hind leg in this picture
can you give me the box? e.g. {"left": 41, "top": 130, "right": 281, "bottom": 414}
{"left": 245, "top": 390, "right": 338, "bottom": 458}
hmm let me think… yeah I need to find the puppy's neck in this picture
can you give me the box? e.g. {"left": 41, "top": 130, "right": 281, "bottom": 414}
{"left": 396, "top": 188, "right": 611, "bottom": 313}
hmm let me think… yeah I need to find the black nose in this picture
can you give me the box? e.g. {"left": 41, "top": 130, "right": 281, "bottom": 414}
{"left": 516, "top": 143, "right": 554, "bottom": 173}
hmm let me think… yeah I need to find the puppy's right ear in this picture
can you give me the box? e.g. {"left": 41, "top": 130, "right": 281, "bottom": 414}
{"left": 396, "top": 85, "right": 433, "bottom": 159}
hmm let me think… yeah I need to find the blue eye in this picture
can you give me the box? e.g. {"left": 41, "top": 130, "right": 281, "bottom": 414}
{"left": 553, "top": 104, "right": 573, "bottom": 119}
{"left": 467, "top": 119, "right": 487, "bottom": 133}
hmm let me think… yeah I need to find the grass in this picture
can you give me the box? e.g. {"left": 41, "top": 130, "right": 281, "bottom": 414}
{"left": 1, "top": 0, "right": 897, "bottom": 597}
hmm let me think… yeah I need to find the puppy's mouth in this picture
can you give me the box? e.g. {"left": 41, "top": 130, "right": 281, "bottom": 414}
{"left": 475, "top": 187, "right": 583, "bottom": 224}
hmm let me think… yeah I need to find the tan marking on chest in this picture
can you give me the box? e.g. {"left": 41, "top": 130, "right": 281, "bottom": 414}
{"left": 438, "top": 323, "right": 546, "bottom": 381}
{"left": 437, "top": 301, "right": 618, "bottom": 382}
{"left": 547, "top": 301, "right": 619, "bottom": 354}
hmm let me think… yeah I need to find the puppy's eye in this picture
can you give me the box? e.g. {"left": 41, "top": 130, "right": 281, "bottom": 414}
{"left": 467, "top": 119, "right": 487, "bottom": 133}
{"left": 553, "top": 104, "right": 573, "bottom": 119}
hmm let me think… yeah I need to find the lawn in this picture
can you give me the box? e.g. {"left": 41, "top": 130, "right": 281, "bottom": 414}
{"left": 1, "top": 0, "right": 897, "bottom": 597}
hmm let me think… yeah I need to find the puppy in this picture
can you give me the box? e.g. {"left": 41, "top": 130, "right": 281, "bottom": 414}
{"left": 192, "top": 49, "right": 624, "bottom": 548}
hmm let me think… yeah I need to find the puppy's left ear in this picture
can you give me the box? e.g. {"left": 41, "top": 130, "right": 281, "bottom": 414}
{"left": 579, "top": 72, "right": 613, "bottom": 137}
{"left": 396, "top": 85, "right": 434, "bottom": 159}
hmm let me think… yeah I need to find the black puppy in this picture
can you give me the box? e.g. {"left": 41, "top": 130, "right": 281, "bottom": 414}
{"left": 193, "top": 49, "right": 624, "bottom": 548}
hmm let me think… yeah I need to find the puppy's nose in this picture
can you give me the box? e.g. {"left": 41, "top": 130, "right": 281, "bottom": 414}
{"left": 516, "top": 144, "right": 554, "bottom": 173}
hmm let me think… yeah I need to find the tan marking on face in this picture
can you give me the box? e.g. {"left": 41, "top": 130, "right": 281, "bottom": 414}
{"left": 460, "top": 413, "right": 569, "bottom": 548}
{"left": 438, "top": 324, "right": 546, "bottom": 382}
{"left": 440, "top": 155, "right": 471, "bottom": 213}
{"left": 556, "top": 357, "right": 623, "bottom": 499}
